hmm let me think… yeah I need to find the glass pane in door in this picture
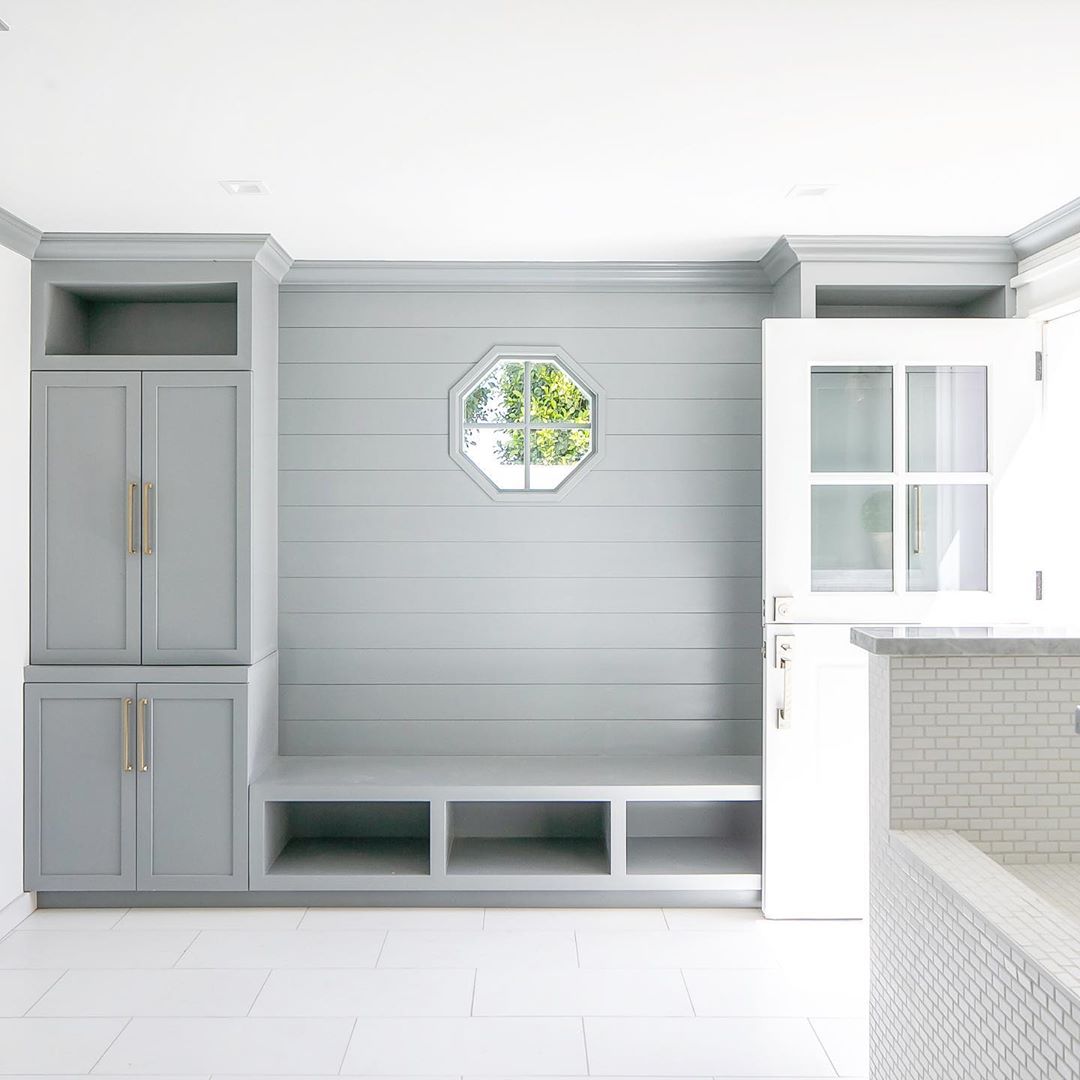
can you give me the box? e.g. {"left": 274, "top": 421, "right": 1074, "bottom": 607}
{"left": 907, "top": 484, "right": 988, "bottom": 591}
{"left": 811, "top": 367, "right": 892, "bottom": 472}
{"left": 811, "top": 485, "right": 893, "bottom": 592}
{"left": 907, "top": 366, "right": 987, "bottom": 472}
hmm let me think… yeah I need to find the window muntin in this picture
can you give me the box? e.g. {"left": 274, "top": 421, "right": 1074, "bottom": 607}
{"left": 455, "top": 351, "right": 599, "bottom": 496}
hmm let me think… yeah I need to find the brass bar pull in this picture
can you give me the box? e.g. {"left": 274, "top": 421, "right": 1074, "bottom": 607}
{"left": 913, "top": 485, "right": 924, "bottom": 556}
{"left": 137, "top": 698, "right": 149, "bottom": 772}
{"left": 126, "top": 483, "right": 137, "bottom": 556}
{"left": 121, "top": 698, "right": 133, "bottom": 772}
{"left": 142, "top": 482, "right": 153, "bottom": 557}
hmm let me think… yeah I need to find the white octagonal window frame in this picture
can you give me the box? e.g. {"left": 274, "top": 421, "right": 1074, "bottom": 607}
{"left": 449, "top": 345, "right": 605, "bottom": 502}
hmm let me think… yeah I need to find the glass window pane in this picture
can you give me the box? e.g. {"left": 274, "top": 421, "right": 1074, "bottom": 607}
{"left": 529, "top": 428, "right": 592, "bottom": 491}
{"left": 811, "top": 367, "right": 892, "bottom": 472}
{"left": 530, "top": 362, "right": 591, "bottom": 424}
{"left": 811, "top": 485, "right": 893, "bottom": 592}
{"left": 463, "top": 427, "right": 525, "bottom": 490}
{"left": 907, "top": 484, "right": 987, "bottom": 591}
{"left": 463, "top": 361, "right": 524, "bottom": 425}
{"left": 907, "top": 366, "right": 987, "bottom": 472}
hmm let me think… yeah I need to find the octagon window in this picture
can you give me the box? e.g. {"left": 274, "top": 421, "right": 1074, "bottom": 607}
{"left": 450, "top": 346, "right": 603, "bottom": 500}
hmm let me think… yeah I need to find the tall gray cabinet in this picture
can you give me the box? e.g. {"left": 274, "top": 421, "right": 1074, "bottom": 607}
{"left": 24, "top": 238, "right": 287, "bottom": 894}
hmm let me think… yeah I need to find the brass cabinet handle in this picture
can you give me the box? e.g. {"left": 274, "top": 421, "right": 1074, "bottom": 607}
{"left": 913, "top": 485, "right": 924, "bottom": 555}
{"left": 137, "top": 698, "right": 149, "bottom": 772}
{"left": 121, "top": 698, "right": 133, "bottom": 772}
{"left": 127, "top": 483, "right": 137, "bottom": 556}
{"left": 142, "top": 482, "right": 153, "bottom": 556}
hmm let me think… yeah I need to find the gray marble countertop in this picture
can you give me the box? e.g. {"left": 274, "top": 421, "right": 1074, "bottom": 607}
{"left": 851, "top": 626, "right": 1080, "bottom": 656}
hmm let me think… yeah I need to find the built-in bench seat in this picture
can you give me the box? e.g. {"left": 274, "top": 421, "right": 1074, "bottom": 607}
{"left": 250, "top": 754, "right": 763, "bottom": 894}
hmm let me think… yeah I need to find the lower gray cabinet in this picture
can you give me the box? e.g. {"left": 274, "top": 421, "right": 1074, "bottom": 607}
{"left": 25, "top": 681, "right": 248, "bottom": 892}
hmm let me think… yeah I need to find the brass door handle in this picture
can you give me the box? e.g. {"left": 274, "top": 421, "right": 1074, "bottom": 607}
{"left": 127, "top": 483, "right": 137, "bottom": 555}
{"left": 137, "top": 698, "right": 149, "bottom": 772}
{"left": 121, "top": 698, "right": 133, "bottom": 772}
{"left": 142, "top": 483, "right": 153, "bottom": 557}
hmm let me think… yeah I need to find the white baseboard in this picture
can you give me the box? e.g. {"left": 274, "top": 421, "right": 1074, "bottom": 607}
{"left": 0, "top": 891, "right": 35, "bottom": 939}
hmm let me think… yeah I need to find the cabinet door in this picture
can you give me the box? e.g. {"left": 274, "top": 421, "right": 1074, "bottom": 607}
{"left": 24, "top": 683, "right": 137, "bottom": 890}
{"left": 762, "top": 626, "right": 868, "bottom": 919}
{"left": 141, "top": 373, "right": 251, "bottom": 663}
{"left": 31, "top": 373, "right": 142, "bottom": 663}
{"left": 135, "top": 683, "right": 248, "bottom": 890}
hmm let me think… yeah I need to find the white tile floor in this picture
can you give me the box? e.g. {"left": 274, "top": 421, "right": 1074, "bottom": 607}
{"left": 0, "top": 905, "right": 869, "bottom": 1078}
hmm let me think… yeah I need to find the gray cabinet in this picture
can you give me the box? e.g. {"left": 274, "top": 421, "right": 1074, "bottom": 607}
{"left": 24, "top": 683, "right": 137, "bottom": 890}
{"left": 142, "top": 374, "right": 251, "bottom": 664}
{"left": 26, "top": 681, "right": 250, "bottom": 892}
{"left": 31, "top": 371, "right": 252, "bottom": 665}
{"left": 30, "top": 374, "right": 142, "bottom": 664}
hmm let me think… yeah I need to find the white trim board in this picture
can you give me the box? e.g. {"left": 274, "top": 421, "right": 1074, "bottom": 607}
{"left": 1013, "top": 231, "right": 1080, "bottom": 320}
{"left": 0, "top": 891, "right": 35, "bottom": 940}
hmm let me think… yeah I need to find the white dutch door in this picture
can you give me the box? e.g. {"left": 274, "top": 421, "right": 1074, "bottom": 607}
{"left": 761, "top": 318, "right": 1043, "bottom": 920}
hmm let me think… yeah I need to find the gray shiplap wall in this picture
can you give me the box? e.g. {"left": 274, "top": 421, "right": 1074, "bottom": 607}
{"left": 278, "top": 287, "right": 768, "bottom": 757}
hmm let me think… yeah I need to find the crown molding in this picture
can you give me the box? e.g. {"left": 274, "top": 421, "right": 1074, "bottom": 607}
{"left": 784, "top": 235, "right": 1016, "bottom": 265}
{"left": 1011, "top": 230, "right": 1080, "bottom": 320}
{"left": 760, "top": 238, "right": 797, "bottom": 284}
{"left": 282, "top": 260, "right": 770, "bottom": 292}
{"left": 0, "top": 205, "right": 42, "bottom": 258}
{"left": 33, "top": 232, "right": 293, "bottom": 281}
{"left": 1010, "top": 196, "right": 1080, "bottom": 263}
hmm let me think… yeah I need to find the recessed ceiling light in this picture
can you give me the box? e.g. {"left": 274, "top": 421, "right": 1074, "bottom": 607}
{"left": 0, "top": 18, "right": 10, "bottom": 30}
{"left": 219, "top": 179, "right": 269, "bottom": 195}
{"left": 787, "top": 184, "right": 836, "bottom": 199}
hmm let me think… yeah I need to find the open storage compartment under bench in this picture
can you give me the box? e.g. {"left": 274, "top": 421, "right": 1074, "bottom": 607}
{"left": 249, "top": 754, "right": 763, "bottom": 894}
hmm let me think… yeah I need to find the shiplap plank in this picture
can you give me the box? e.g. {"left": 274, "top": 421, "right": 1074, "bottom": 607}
{"left": 280, "top": 362, "right": 760, "bottom": 400}
{"left": 280, "top": 326, "right": 760, "bottom": 365}
{"left": 280, "top": 612, "right": 759, "bottom": 650}
{"left": 279, "top": 470, "right": 761, "bottom": 507}
{"left": 278, "top": 433, "right": 761, "bottom": 471}
{"left": 280, "top": 719, "right": 761, "bottom": 757}
{"left": 280, "top": 291, "right": 770, "bottom": 329}
{"left": 280, "top": 647, "right": 760, "bottom": 685}
{"left": 279, "top": 507, "right": 760, "bottom": 544}
{"left": 280, "top": 540, "right": 760, "bottom": 578}
{"left": 277, "top": 398, "right": 760, "bottom": 436}
{"left": 279, "top": 683, "right": 761, "bottom": 721}
{"left": 280, "top": 576, "right": 761, "bottom": 614}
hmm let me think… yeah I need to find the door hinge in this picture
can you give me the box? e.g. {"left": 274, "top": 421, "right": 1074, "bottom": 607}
{"left": 1036, "top": 570, "right": 1043, "bottom": 601}
{"left": 1036, "top": 351, "right": 1044, "bottom": 381}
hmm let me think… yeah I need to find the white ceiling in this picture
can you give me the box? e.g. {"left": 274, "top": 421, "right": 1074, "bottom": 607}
{"left": 1, "top": 0, "right": 1079, "bottom": 261}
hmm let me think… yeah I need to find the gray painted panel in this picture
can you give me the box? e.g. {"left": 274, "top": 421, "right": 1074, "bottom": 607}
{"left": 279, "top": 469, "right": 761, "bottom": 507}
{"left": 142, "top": 372, "right": 251, "bottom": 663}
{"left": 279, "top": 326, "right": 761, "bottom": 365}
{"left": 279, "top": 540, "right": 760, "bottom": 578}
{"left": 278, "top": 507, "right": 760, "bottom": 544}
{"left": 279, "top": 287, "right": 763, "bottom": 759}
{"left": 278, "top": 434, "right": 760, "bottom": 471}
{"left": 279, "top": 720, "right": 760, "bottom": 757}
{"left": 280, "top": 576, "right": 761, "bottom": 613}
{"left": 279, "top": 684, "right": 761, "bottom": 722}
{"left": 279, "top": 398, "right": 760, "bottom": 436}
{"left": 280, "top": 648, "right": 759, "bottom": 685}
{"left": 280, "top": 362, "right": 759, "bottom": 399}
{"left": 136, "top": 683, "right": 247, "bottom": 891}
{"left": 279, "top": 291, "right": 770, "bottom": 329}
{"left": 280, "top": 612, "right": 759, "bottom": 650}
{"left": 24, "top": 683, "right": 137, "bottom": 891}
{"left": 30, "top": 373, "right": 141, "bottom": 664}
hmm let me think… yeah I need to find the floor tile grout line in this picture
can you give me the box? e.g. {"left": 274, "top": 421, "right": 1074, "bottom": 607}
{"left": 574, "top": 929, "right": 581, "bottom": 967}
{"left": 171, "top": 929, "right": 201, "bottom": 969}
{"left": 245, "top": 967, "right": 274, "bottom": 1017}
{"left": 680, "top": 967, "right": 697, "bottom": 1016}
{"left": 373, "top": 928, "right": 390, "bottom": 969}
{"left": 86, "top": 1012, "right": 132, "bottom": 1075}
{"left": 808, "top": 1015, "right": 843, "bottom": 1078}
{"left": 18, "top": 967, "right": 67, "bottom": 1017}
{"left": 581, "top": 1014, "right": 592, "bottom": 1075}
{"left": 336, "top": 1015, "right": 359, "bottom": 1075}
{"left": 469, "top": 968, "right": 478, "bottom": 1016}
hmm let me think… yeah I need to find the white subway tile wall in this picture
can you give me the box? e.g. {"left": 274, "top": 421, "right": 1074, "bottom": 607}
{"left": 888, "top": 655, "right": 1080, "bottom": 863}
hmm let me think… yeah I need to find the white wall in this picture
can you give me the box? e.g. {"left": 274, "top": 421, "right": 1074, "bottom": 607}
{"left": 0, "top": 243, "right": 30, "bottom": 915}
